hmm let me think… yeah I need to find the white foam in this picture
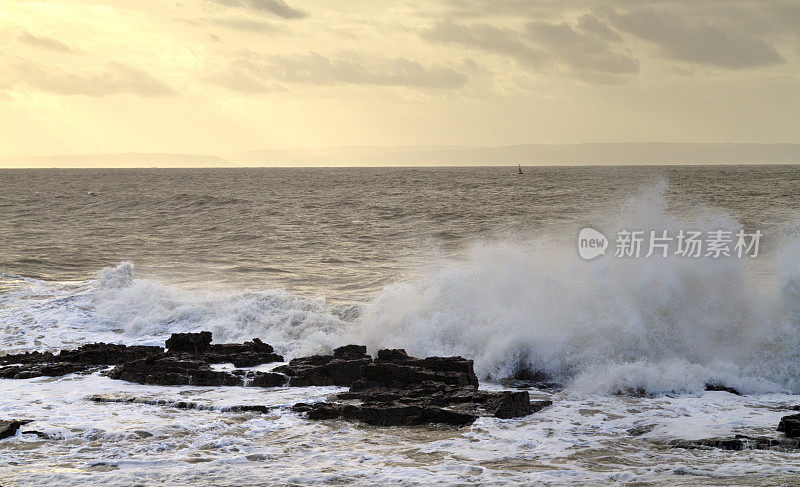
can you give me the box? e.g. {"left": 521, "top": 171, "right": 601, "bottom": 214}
{"left": 0, "top": 262, "right": 352, "bottom": 358}
{"left": 3, "top": 182, "right": 800, "bottom": 396}
{"left": 3, "top": 371, "right": 799, "bottom": 485}
{"left": 355, "top": 182, "right": 800, "bottom": 394}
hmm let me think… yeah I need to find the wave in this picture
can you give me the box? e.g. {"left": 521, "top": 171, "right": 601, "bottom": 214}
{"left": 355, "top": 182, "right": 800, "bottom": 395}
{"left": 0, "top": 262, "right": 353, "bottom": 359}
{"left": 3, "top": 181, "right": 800, "bottom": 396}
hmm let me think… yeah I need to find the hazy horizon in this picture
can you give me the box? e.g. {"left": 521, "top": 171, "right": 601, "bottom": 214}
{"left": 2, "top": 142, "right": 800, "bottom": 168}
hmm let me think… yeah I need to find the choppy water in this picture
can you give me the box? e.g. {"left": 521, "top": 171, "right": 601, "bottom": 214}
{"left": 2, "top": 165, "right": 800, "bottom": 485}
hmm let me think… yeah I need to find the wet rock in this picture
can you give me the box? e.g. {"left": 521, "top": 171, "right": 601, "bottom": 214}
{"left": 301, "top": 401, "right": 478, "bottom": 426}
{"left": 0, "top": 343, "right": 164, "bottom": 379}
{"left": 0, "top": 351, "right": 56, "bottom": 366}
{"left": 105, "top": 352, "right": 288, "bottom": 388}
{"left": 293, "top": 349, "right": 544, "bottom": 426}
{"left": 500, "top": 366, "right": 563, "bottom": 391}
{"left": 88, "top": 394, "right": 275, "bottom": 413}
{"left": 483, "top": 391, "right": 533, "bottom": 419}
{"left": 273, "top": 345, "right": 372, "bottom": 387}
{"left": 248, "top": 371, "right": 289, "bottom": 387}
{"left": 333, "top": 345, "right": 368, "bottom": 360}
{"left": 671, "top": 435, "right": 799, "bottom": 451}
{"left": 355, "top": 349, "right": 479, "bottom": 389}
{"left": 0, "top": 362, "right": 92, "bottom": 379}
{"left": 1, "top": 334, "right": 284, "bottom": 383}
{"left": 21, "top": 430, "right": 50, "bottom": 440}
{"left": 202, "top": 339, "right": 284, "bottom": 367}
{"left": 627, "top": 424, "right": 656, "bottom": 436}
{"left": 58, "top": 343, "right": 164, "bottom": 365}
{"left": 341, "top": 403, "right": 478, "bottom": 426}
{"left": 106, "top": 356, "right": 243, "bottom": 386}
{"left": 165, "top": 332, "right": 212, "bottom": 354}
{"left": 291, "top": 403, "right": 314, "bottom": 413}
{"left": 704, "top": 383, "right": 741, "bottom": 395}
{"left": 0, "top": 420, "right": 32, "bottom": 440}
{"left": 778, "top": 413, "right": 800, "bottom": 437}
{"left": 376, "top": 349, "right": 411, "bottom": 362}
{"left": 163, "top": 334, "right": 284, "bottom": 367}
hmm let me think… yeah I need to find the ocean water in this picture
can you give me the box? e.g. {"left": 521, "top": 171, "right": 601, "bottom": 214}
{"left": 2, "top": 165, "right": 800, "bottom": 485}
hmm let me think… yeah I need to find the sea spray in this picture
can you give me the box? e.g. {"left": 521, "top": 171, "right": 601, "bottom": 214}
{"left": 355, "top": 183, "right": 800, "bottom": 394}
{"left": 3, "top": 182, "right": 800, "bottom": 395}
{"left": 0, "top": 262, "right": 353, "bottom": 357}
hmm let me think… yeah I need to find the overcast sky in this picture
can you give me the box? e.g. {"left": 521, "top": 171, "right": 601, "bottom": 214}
{"left": 1, "top": 0, "right": 799, "bottom": 157}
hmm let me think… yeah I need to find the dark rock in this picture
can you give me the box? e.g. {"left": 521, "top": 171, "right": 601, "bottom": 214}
{"left": 274, "top": 350, "right": 371, "bottom": 387}
{"left": 341, "top": 403, "right": 478, "bottom": 426}
{"left": 2, "top": 341, "right": 142, "bottom": 368}
{"left": 248, "top": 371, "right": 288, "bottom": 388}
{"left": 627, "top": 424, "right": 656, "bottom": 436}
{"left": 57, "top": 343, "right": 164, "bottom": 365}
{"left": 530, "top": 400, "right": 553, "bottom": 413}
{"left": 291, "top": 402, "right": 314, "bottom": 413}
{"left": 0, "top": 351, "right": 56, "bottom": 366}
{"left": 1, "top": 335, "right": 283, "bottom": 385}
{"left": 361, "top": 362, "right": 477, "bottom": 388}
{"left": 292, "top": 349, "right": 543, "bottom": 426}
{"left": 88, "top": 394, "right": 274, "bottom": 414}
{"left": 358, "top": 351, "right": 479, "bottom": 389}
{"left": 163, "top": 334, "right": 283, "bottom": 367}
{"left": 300, "top": 401, "right": 478, "bottom": 426}
{"left": 0, "top": 420, "right": 32, "bottom": 440}
{"left": 484, "top": 391, "right": 533, "bottom": 419}
{"left": 671, "top": 435, "right": 799, "bottom": 451}
{"left": 106, "top": 356, "right": 243, "bottom": 386}
{"left": 0, "top": 362, "right": 92, "bottom": 379}
{"left": 501, "top": 366, "right": 563, "bottom": 391}
{"left": 307, "top": 403, "right": 345, "bottom": 420}
{"left": 165, "top": 331, "right": 212, "bottom": 354}
{"left": 778, "top": 413, "right": 800, "bottom": 437}
{"left": 21, "top": 430, "right": 50, "bottom": 440}
{"left": 226, "top": 405, "right": 273, "bottom": 414}
{"left": 0, "top": 343, "right": 164, "bottom": 379}
{"left": 333, "top": 345, "right": 368, "bottom": 360}
{"left": 704, "top": 383, "right": 741, "bottom": 395}
{"left": 376, "top": 349, "right": 411, "bottom": 362}
{"left": 202, "top": 339, "right": 284, "bottom": 367}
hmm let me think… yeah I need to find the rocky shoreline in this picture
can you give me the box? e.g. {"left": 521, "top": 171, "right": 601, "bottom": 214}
{"left": 1, "top": 332, "right": 799, "bottom": 447}
{"left": 0, "top": 332, "right": 549, "bottom": 429}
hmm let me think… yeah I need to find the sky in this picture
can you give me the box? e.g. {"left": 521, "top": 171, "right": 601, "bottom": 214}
{"left": 1, "top": 0, "right": 799, "bottom": 158}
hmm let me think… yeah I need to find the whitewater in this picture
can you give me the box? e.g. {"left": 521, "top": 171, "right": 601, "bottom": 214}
{"left": 2, "top": 166, "right": 800, "bottom": 485}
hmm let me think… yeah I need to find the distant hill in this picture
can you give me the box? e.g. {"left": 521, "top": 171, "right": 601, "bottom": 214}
{"left": 0, "top": 153, "right": 231, "bottom": 168}
{"left": 230, "top": 143, "right": 800, "bottom": 166}
{"left": 3, "top": 143, "right": 800, "bottom": 167}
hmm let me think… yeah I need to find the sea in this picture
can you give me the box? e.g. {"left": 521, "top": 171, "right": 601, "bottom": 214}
{"left": 1, "top": 165, "right": 800, "bottom": 485}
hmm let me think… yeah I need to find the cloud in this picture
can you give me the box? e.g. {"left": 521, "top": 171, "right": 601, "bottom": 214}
{"left": 422, "top": 21, "right": 546, "bottom": 67}
{"left": 19, "top": 31, "right": 77, "bottom": 53}
{"left": 607, "top": 8, "right": 784, "bottom": 69}
{"left": 422, "top": 19, "right": 638, "bottom": 83}
{"left": 526, "top": 21, "right": 638, "bottom": 75}
{"left": 209, "top": 0, "right": 307, "bottom": 19}
{"left": 205, "top": 17, "right": 278, "bottom": 33}
{"left": 206, "top": 58, "right": 285, "bottom": 93}
{"left": 209, "top": 52, "right": 468, "bottom": 91}
{"left": 576, "top": 14, "right": 621, "bottom": 43}
{"left": 5, "top": 61, "right": 176, "bottom": 97}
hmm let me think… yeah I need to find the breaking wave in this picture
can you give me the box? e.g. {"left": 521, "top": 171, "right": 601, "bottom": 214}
{"left": 0, "top": 262, "right": 354, "bottom": 359}
{"left": 3, "top": 182, "right": 800, "bottom": 396}
{"left": 356, "top": 182, "right": 800, "bottom": 395}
